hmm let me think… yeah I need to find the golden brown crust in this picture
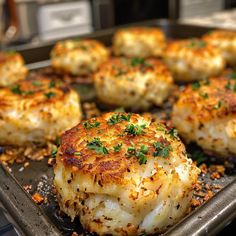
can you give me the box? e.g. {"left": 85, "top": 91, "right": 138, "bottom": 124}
{"left": 59, "top": 112, "right": 184, "bottom": 185}
{"left": 203, "top": 30, "right": 236, "bottom": 66}
{"left": 51, "top": 39, "right": 110, "bottom": 76}
{"left": 0, "top": 76, "right": 70, "bottom": 109}
{"left": 113, "top": 27, "right": 166, "bottom": 58}
{"left": 174, "top": 75, "right": 236, "bottom": 123}
{"left": 0, "top": 51, "right": 28, "bottom": 87}
{"left": 93, "top": 57, "right": 173, "bottom": 109}
{"left": 164, "top": 38, "right": 225, "bottom": 82}
{"left": 0, "top": 75, "right": 82, "bottom": 146}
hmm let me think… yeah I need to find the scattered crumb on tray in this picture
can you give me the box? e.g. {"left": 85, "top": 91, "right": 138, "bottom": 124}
{"left": 32, "top": 192, "right": 45, "bottom": 204}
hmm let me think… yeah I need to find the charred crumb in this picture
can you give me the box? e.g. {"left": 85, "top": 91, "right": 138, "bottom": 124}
{"left": 23, "top": 184, "right": 32, "bottom": 193}
{"left": 48, "top": 157, "right": 56, "bottom": 167}
{"left": 32, "top": 192, "right": 45, "bottom": 204}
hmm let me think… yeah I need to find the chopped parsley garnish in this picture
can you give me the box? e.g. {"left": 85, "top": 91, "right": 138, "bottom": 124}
{"left": 153, "top": 141, "right": 172, "bottom": 158}
{"left": 200, "top": 92, "right": 209, "bottom": 99}
{"left": 115, "top": 68, "right": 126, "bottom": 77}
{"left": 213, "top": 100, "right": 223, "bottom": 109}
{"left": 225, "top": 81, "right": 231, "bottom": 90}
{"left": 113, "top": 143, "right": 122, "bottom": 152}
{"left": 229, "top": 72, "right": 236, "bottom": 80}
{"left": 51, "top": 147, "right": 57, "bottom": 158}
{"left": 83, "top": 119, "right": 100, "bottom": 129}
{"left": 130, "top": 57, "right": 152, "bottom": 67}
{"left": 11, "top": 84, "right": 22, "bottom": 94}
{"left": 49, "top": 80, "right": 55, "bottom": 88}
{"left": 167, "top": 128, "right": 178, "bottom": 139}
{"left": 188, "top": 40, "right": 206, "bottom": 48}
{"left": 74, "top": 151, "right": 81, "bottom": 156}
{"left": 127, "top": 145, "right": 149, "bottom": 165}
{"left": 11, "top": 85, "right": 34, "bottom": 96}
{"left": 44, "top": 92, "right": 56, "bottom": 99}
{"left": 124, "top": 123, "right": 146, "bottom": 136}
{"left": 55, "top": 137, "right": 61, "bottom": 146}
{"left": 87, "top": 138, "right": 109, "bottom": 154}
{"left": 191, "top": 81, "right": 200, "bottom": 91}
{"left": 188, "top": 150, "right": 207, "bottom": 165}
{"left": 79, "top": 45, "right": 88, "bottom": 51}
{"left": 32, "top": 81, "right": 42, "bottom": 86}
{"left": 107, "top": 113, "right": 131, "bottom": 125}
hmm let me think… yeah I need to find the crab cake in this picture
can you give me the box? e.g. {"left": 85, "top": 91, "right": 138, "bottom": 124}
{"left": 0, "top": 51, "right": 28, "bottom": 87}
{"left": 54, "top": 112, "right": 200, "bottom": 235}
{"left": 51, "top": 39, "right": 109, "bottom": 76}
{"left": 172, "top": 73, "right": 236, "bottom": 157}
{"left": 203, "top": 30, "right": 236, "bottom": 67}
{"left": 164, "top": 39, "right": 225, "bottom": 82}
{"left": 113, "top": 27, "right": 166, "bottom": 58}
{"left": 93, "top": 57, "right": 173, "bottom": 110}
{"left": 0, "top": 77, "right": 82, "bottom": 147}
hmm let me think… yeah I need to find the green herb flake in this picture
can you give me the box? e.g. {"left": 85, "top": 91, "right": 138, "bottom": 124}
{"left": 167, "top": 128, "right": 178, "bottom": 139}
{"left": 127, "top": 145, "right": 149, "bottom": 165}
{"left": 191, "top": 81, "right": 201, "bottom": 91}
{"left": 113, "top": 143, "right": 122, "bottom": 152}
{"left": 153, "top": 141, "right": 172, "bottom": 158}
{"left": 87, "top": 138, "right": 109, "bottom": 154}
{"left": 107, "top": 113, "right": 132, "bottom": 125}
{"left": 229, "top": 72, "right": 236, "bottom": 80}
{"left": 74, "top": 151, "right": 81, "bottom": 156}
{"left": 213, "top": 100, "right": 223, "bottom": 109}
{"left": 225, "top": 81, "right": 231, "bottom": 90}
{"left": 124, "top": 123, "right": 146, "bottom": 136}
{"left": 131, "top": 57, "right": 145, "bottom": 66}
{"left": 11, "top": 84, "right": 22, "bottom": 94}
{"left": 188, "top": 150, "right": 207, "bottom": 165}
{"left": 200, "top": 92, "right": 209, "bottom": 99}
{"left": 51, "top": 147, "right": 58, "bottom": 158}
{"left": 44, "top": 92, "right": 56, "bottom": 99}
{"left": 188, "top": 40, "right": 206, "bottom": 48}
{"left": 32, "top": 81, "right": 42, "bottom": 86}
{"left": 83, "top": 119, "right": 100, "bottom": 129}
{"left": 49, "top": 80, "right": 55, "bottom": 88}
{"left": 115, "top": 68, "right": 126, "bottom": 77}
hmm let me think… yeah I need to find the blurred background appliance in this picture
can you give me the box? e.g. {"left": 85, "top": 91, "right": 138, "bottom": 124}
{"left": 0, "top": 0, "right": 236, "bottom": 46}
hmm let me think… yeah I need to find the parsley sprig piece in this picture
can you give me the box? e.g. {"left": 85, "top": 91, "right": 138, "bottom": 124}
{"left": 229, "top": 72, "right": 236, "bottom": 80}
{"left": 11, "top": 84, "right": 22, "bottom": 94}
{"left": 113, "top": 143, "right": 122, "bottom": 152}
{"left": 188, "top": 40, "right": 206, "bottom": 48}
{"left": 83, "top": 119, "right": 100, "bottom": 129}
{"left": 51, "top": 147, "right": 57, "bottom": 158}
{"left": 167, "top": 128, "right": 178, "bottom": 139}
{"left": 87, "top": 138, "right": 109, "bottom": 154}
{"left": 191, "top": 81, "right": 201, "bottom": 91}
{"left": 127, "top": 145, "right": 149, "bottom": 165}
{"left": 124, "top": 123, "right": 146, "bottom": 136}
{"left": 130, "top": 57, "right": 152, "bottom": 67}
{"left": 153, "top": 141, "right": 172, "bottom": 157}
{"left": 213, "top": 100, "right": 223, "bottom": 110}
{"left": 11, "top": 84, "right": 34, "bottom": 96}
{"left": 188, "top": 150, "right": 207, "bottom": 165}
{"left": 32, "top": 81, "right": 42, "bottom": 86}
{"left": 107, "top": 113, "right": 132, "bottom": 125}
{"left": 44, "top": 92, "right": 56, "bottom": 99}
{"left": 49, "top": 80, "right": 55, "bottom": 88}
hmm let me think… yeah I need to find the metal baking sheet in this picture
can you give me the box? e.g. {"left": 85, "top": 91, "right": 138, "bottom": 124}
{"left": 1, "top": 19, "right": 236, "bottom": 236}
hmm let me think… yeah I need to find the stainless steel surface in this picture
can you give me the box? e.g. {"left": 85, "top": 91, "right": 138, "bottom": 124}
{"left": 0, "top": 165, "right": 61, "bottom": 236}
{"left": 166, "top": 179, "right": 236, "bottom": 236}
